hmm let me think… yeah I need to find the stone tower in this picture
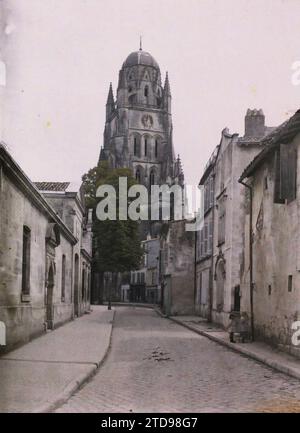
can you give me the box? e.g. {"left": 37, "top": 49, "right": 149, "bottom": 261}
{"left": 99, "top": 46, "right": 184, "bottom": 190}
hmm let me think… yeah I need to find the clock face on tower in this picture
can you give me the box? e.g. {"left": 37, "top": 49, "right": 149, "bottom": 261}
{"left": 141, "top": 114, "right": 153, "bottom": 129}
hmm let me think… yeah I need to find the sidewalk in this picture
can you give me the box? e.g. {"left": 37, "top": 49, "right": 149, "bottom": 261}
{"left": 0, "top": 306, "right": 115, "bottom": 413}
{"left": 159, "top": 312, "right": 300, "bottom": 381}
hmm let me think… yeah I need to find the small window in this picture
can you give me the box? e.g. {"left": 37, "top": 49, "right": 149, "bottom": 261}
{"left": 150, "top": 170, "right": 155, "bottom": 185}
{"left": 268, "top": 284, "right": 272, "bottom": 296}
{"left": 22, "top": 226, "right": 31, "bottom": 295}
{"left": 144, "top": 86, "right": 148, "bottom": 97}
{"left": 134, "top": 137, "right": 137, "bottom": 156}
{"left": 274, "top": 144, "right": 297, "bottom": 204}
{"left": 288, "top": 275, "right": 293, "bottom": 292}
{"left": 128, "top": 86, "right": 132, "bottom": 93}
{"left": 155, "top": 140, "right": 158, "bottom": 158}
{"left": 136, "top": 168, "right": 141, "bottom": 183}
{"left": 144, "top": 138, "right": 148, "bottom": 156}
{"left": 264, "top": 176, "right": 268, "bottom": 190}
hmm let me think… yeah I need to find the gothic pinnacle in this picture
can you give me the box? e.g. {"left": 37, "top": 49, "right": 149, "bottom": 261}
{"left": 106, "top": 82, "right": 114, "bottom": 105}
{"left": 164, "top": 72, "right": 171, "bottom": 95}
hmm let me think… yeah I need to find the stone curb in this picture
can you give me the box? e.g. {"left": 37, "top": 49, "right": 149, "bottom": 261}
{"left": 105, "top": 302, "right": 156, "bottom": 309}
{"left": 160, "top": 313, "right": 300, "bottom": 382}
{"left": 34, "top": 309, "right": 116, "bottom": 413}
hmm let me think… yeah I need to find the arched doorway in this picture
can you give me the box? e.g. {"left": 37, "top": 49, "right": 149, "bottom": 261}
{"left": 74, "top": 254, "right": 79, "bottom": 316}
{"left": 46, "top": 264, "right": 54, "bottom": 329}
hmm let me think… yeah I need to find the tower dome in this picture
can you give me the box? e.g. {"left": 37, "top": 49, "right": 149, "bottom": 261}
{"left": 122, "top": 50, "right": 160, "bottom": 70}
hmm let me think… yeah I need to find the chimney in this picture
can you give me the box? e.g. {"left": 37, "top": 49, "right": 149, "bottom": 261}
{"left": 245, "top": 109, "right": 265, "bottom": 138}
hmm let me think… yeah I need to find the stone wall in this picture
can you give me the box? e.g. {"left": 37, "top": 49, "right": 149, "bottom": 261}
{"left": 162, "top": 220, "right": 195, "bottom": 316}
{"left": 242, "top": 132, "right": 300, "bottom": 357}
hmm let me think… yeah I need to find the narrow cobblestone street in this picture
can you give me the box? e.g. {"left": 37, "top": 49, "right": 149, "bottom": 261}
{"left": 55, "top": 307, "right": 300, "bottom": 413}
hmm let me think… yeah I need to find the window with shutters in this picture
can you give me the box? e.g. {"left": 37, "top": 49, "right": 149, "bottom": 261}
{"left": 22, "top": 226, "right": 31, "bottom": 296}
{"left": 274, "top": 143, "right": 297, "bottom": 204}
{"left": 210, "top": 175, "right": 214, "bottom": 208}
{"left": 203, "top": 175, "right": 215, "bottom": 214}
{"left": 218, "top": 197, "right": 226, "bottom": 245}
{"left": 208, "top": 217, "right": 213, "bottom": 254}
{"left": 204, "top": 221, "right": 208, "bottom": 254}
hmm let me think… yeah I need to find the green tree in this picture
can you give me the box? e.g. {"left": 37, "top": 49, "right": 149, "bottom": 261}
{"left": 82, "top": 161, "right": 143, "bottom": 275}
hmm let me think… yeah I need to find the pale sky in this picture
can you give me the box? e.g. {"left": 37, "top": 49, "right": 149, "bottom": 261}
{"left": 1, "top": 0, "right": 300, "bottom": 187}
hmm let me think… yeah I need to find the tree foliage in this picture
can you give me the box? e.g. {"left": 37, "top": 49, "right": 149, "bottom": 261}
{"left": 82, "top": 161, "right": 143, "bottom": 273}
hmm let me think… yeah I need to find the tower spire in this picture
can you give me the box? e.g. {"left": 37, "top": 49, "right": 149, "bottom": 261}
{"left": 164, "top": 71, "right": 171, "bottom": 95}
{"left": 106, "top": 82, "right": 114, "bottom": 104}
{"left": 106, "top": 83, "right": 115, "bottom": 119}
{"left": 139, "top": 35, "right": 142, "bottom": 51}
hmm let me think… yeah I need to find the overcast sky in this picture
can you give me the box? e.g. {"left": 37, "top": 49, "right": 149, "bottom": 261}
{"left": 1, "top": 0, "right": 300, "bottom": 186}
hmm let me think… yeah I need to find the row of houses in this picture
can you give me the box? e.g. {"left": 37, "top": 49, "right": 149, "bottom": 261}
{"left": 0, "top": 143, "right": 92, "bottom": 353}
{"left": 159, "top": 108, "right": 300, "bottom": 359}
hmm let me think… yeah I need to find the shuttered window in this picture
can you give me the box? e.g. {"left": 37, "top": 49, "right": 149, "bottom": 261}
{"left": 274, "top": 143, "right": 297, "bottom": 204}
{"left": 218, "top": 198, "right": 226, "bottom": 245}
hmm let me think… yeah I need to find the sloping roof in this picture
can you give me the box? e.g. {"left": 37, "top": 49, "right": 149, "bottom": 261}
{"left": 34, "top": 182, "right": 70, "bottom": 192}
{"left": 0, "top": 143, "right": 77, "bottom": 245}
{"left": 239, "top": 109, "right": 300, "bottom": 181}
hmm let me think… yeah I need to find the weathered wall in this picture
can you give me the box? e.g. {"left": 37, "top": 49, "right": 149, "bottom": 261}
{"left": 212, "top": 130, "right": 263, "bottom": 328}
{"left": 243, "top": 133, "right": 300, "bottom": 356}
{"left": 0, "top": 171, "right": 75, "bottom": 351}
{"left": 162, "top": 220, "right": 195, "bottom": 316}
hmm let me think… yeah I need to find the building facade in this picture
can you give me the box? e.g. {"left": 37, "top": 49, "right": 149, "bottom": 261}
{"left": 0, "top": 144, "right": 91, "bottom": 353}
{"left": 130, "top": 237, "right": 160, "bottom": 304}
{"left": 240, "top": 109, "right": 300, "bottom": 356}
{"left": 195, "top": 145, "right": 218, "bottom": 319}
{"left": 196, "top": 110, "right": 274, "bottom": 328}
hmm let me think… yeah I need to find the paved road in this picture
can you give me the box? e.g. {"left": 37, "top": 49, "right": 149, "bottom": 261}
{"left": 55, "top": 307, "right": 300, "bottom": 413}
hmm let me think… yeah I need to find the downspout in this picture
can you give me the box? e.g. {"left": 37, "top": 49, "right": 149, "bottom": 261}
{"left": 194, "top": 228, "right": 197, "bottom": 314}
{"left": 238, "top": 179, "right": 254, "bottom": 342}
{"left": 71, "top": 243, "right": 74, "bottom": 319}
{"left": 209, "top": 182, "right": 215, "bottom": 323}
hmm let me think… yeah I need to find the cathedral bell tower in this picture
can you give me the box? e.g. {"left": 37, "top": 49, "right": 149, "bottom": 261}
{"left": 99, "top": 45, "right": 184, "bottom": 236}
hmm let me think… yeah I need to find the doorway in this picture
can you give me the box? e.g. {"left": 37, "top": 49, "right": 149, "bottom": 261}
{"left": 46, "top": 264, "right": 54, "bottom": 329}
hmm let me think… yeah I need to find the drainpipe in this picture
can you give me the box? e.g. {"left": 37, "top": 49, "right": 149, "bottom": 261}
{"left": 238, "top": 179, "right": 254, "bottom": 342}
{"left": 208, "top": 205, "right": 214, "bottom": 323}
{"left": 194, "top": 228, "right": 197, "bottom": 314}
